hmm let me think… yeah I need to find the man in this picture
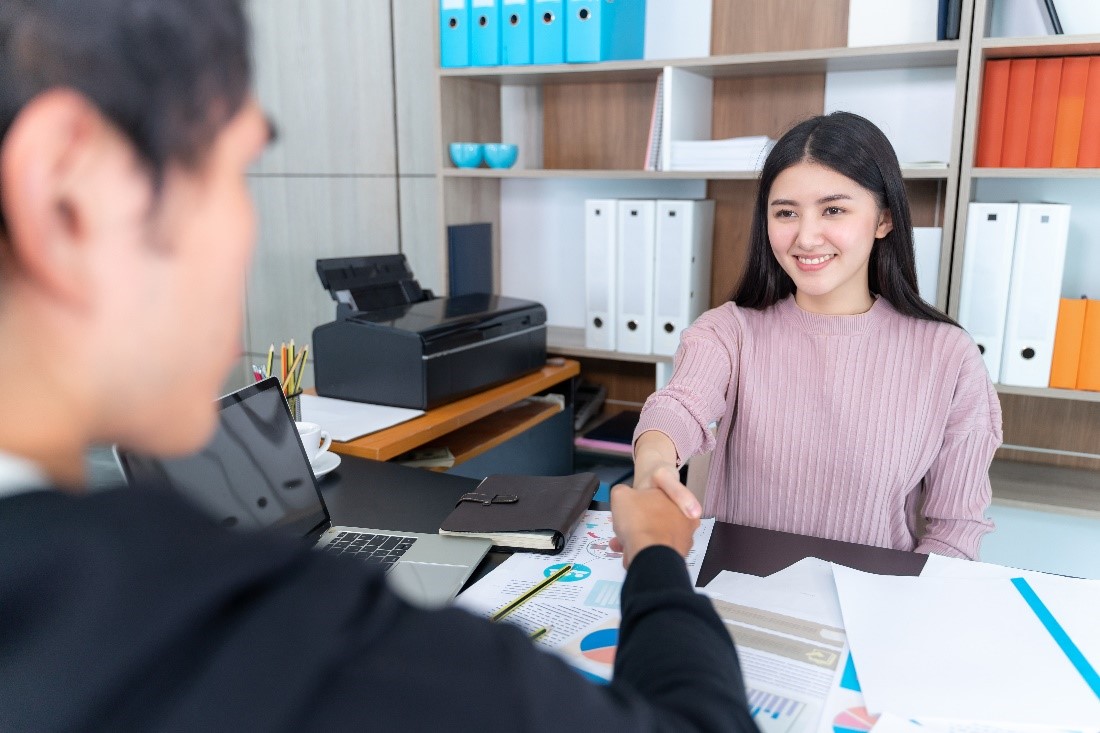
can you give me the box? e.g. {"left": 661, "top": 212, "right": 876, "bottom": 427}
{"left": 0, "top": 1, "right": 755, "bottom": 730}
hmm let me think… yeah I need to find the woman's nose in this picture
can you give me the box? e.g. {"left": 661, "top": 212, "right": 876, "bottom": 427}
{"left": 795, "top": 216, "right": 826, "bottom": 248}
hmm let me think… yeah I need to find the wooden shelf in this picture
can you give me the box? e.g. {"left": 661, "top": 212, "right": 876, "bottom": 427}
{"left": 440, "top": 41, "right": 962, "bottom": 85}
{"left": 443, "top": 166, "right": 950, "bottom": 180}
{"left": 328, "top": 360, "right": 580, "bottom": 461}
{"left": 547, "top": 326, "right": 673, "bottom": 365}
{"left": 995, "top": 384, "right": 1100, "bottom": 403}
{"left": 990, "top": 459, "right": 1100, "bottom": 518}
{"left": 417, "top": 398, "right": 563, "bottom": 470}
{"left": 982, "top": 34, "right": 1100, "bottom": 59}
{"left": 971, "top": 167, "right": 1100, "bottom": 179}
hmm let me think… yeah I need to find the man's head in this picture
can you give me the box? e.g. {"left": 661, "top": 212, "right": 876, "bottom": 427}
{"left": 0, "top": 0, "right": 269, "bottom": 468}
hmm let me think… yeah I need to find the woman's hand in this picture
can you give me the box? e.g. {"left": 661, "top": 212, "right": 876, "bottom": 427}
{"left": 631, "top": 430, "right": 702, "bottom": 520}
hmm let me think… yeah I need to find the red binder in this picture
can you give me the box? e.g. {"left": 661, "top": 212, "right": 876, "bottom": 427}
{"left": 1001, "top": 58, "right": 1037, "bottom": 168}
{"left": 1051, "top": 56, "right": 1090, "bottom": 168}
{"left": 977, "top": 59, "right": 1012, "bottom": 167}
{"left": 1025, "top": 57, "right": 1062, "bottom": 167}
{"left": 1076, "top": 57, "right": 1100, "bottom": 167}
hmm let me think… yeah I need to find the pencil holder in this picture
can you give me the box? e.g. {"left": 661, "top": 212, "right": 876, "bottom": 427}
{"left": 285, "top": 390, "right": 302, "bottom": 422}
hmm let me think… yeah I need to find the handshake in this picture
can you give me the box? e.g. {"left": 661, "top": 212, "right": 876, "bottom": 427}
{"left": 610, "top": 464, "right": 702, "bottom": 567}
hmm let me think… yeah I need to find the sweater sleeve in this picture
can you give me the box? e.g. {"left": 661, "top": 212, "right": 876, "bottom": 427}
{"left": 633, "top": 307, "right": 740, "bottom": 465}
{"left": 917, "top": 340, "right": 1002, "bottom": 559}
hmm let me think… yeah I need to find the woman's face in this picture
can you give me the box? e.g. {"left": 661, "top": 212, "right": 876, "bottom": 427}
{"left": 767, "top": 161, "right": 893, "bottom": 315}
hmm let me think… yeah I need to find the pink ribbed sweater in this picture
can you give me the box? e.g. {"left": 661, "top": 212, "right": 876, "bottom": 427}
{"left": 635, "top": 296, "right": 1003, "bottom": 559}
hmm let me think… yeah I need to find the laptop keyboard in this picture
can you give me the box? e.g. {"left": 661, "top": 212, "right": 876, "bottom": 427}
{"left": 321, "top": 531, "right": 417, "bottom": 571}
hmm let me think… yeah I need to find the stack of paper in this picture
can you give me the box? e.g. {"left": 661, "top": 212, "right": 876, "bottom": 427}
{"left": 299, "top": 393, "right": 423, "bottom": 442}
{"left": 667, "top": 136, "right": 775, "bottom": 172}
{"left": 704, "top": 558, "right": 850, "bottom": 731}
{"left": 705, "top": 557, "right": 1100, "bottom": 733}
{"left": 834, "top": 560, "right": 1100, "bottom": 729}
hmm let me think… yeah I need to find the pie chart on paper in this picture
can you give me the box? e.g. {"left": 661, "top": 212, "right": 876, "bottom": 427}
{"left": 579, "top": 628, "right": 618, "bottom": 665}
{"left": 833, "top": 706, "right": 878, "bottom": 733}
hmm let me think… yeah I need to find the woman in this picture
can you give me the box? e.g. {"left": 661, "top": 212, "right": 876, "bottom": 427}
{"left": 633, "top": 112, "right": 1001, "bottom": 559}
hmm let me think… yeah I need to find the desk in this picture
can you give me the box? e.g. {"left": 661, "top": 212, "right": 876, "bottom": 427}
{"left": 319, "top": 455, "right": 927, "bottom": 583}
{"left": 323, "top": 360, "right": 579, "bottom": 467}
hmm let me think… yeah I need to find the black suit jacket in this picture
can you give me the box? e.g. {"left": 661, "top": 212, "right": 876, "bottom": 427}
{"left": 0, "top": 486, "right": 756, "bottom": 732}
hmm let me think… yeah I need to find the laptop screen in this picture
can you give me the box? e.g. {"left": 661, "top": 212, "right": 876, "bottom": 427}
{"left": 116, "top": 378, "right": 329, "bottom": 538}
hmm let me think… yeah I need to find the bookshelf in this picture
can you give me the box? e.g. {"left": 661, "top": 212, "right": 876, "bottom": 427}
{"left": 434, "top": 0, "right": 974, "bottom": 411}
{"left": 951, "top": 0, "right": 1100, "bottom": 470}
{"left": 442, "top": 166, "right": 951, "bottom": 180}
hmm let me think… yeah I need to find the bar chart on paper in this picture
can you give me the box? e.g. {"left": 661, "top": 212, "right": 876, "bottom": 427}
{"left": 747, "top": 688, "right": 809, "bottom": 732}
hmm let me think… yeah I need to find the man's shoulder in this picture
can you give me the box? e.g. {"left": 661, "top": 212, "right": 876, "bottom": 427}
{"left": 0, "top": 485, "right": 314, "bottom": 588}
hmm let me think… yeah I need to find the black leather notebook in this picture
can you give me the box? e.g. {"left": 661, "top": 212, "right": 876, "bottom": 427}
{"left": 438, "top": 473, "right": 599, "bottom": 553}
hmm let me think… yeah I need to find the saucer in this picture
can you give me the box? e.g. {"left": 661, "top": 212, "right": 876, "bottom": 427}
{"left": 311, "top": 450, "right": 341, "bottom": 478}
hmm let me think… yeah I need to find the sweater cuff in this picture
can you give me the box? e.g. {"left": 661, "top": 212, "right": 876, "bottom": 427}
{"left": 623, "top": 545, "right": 694, "bottom": 596}
{"left": 633, "top": 405, "right": 703, "bottom": 466}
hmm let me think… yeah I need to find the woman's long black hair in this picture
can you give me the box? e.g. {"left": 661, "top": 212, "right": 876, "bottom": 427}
{"left": 732, "top": 112, "right": 957, "bottom": 326}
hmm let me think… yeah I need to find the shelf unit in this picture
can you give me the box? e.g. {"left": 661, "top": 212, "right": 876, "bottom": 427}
{"left": 442, "top": 166, "right": 951, "bottom": 180}
{"left": 951, "top": 0, "right": 1100, "bottom": 470}
{"left": 434, "top": 0, "right": 977, "bottom": 410}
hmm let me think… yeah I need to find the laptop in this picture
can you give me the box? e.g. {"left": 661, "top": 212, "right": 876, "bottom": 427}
{"left": 115, "top": 377, "right": 492, "bottom": 607}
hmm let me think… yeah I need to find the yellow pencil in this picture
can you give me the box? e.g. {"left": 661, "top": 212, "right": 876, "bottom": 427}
{"left": 529, "top": 626, "right": 551, "bottom": 641}
{"left": 265, "top": 344, "right": 274, "bottom": 379}
{"left": 285, "top": 348, "right": 307, "bottom": 395}
{"left": 292, "top": 345, "right": 309, "bottom": 392}
{"left": 491, "top": 564, "right": 573, "bottom": 623}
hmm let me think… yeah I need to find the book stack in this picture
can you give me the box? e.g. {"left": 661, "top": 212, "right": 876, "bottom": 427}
{"left": 666, "top": 136, "right": 775, "bottom": 172}
{"left": 976, "top": 56, "right": 1100, "bottom": 168}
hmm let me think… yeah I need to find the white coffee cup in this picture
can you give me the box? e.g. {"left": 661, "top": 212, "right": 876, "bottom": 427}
{"left": 295, "top": 421, "right": 332, "bottom": 463}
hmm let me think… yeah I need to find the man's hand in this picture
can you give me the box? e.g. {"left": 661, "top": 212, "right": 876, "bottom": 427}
{"left": 609, "top": 483, "right": 700, "bottom": 568}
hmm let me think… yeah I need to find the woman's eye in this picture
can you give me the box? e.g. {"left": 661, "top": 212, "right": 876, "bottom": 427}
{"left": 824, "top": 206, "right": 845, "bottom": 216}
{"left": 773, "top": 209, "right": 796, "bottom": 219}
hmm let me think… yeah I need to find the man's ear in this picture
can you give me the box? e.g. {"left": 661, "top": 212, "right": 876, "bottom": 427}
{"left": 0, "top": 89, "right": 124, "bottom": 307}
{"left": 875, "top": 208, "right": 894, "bottom": 239}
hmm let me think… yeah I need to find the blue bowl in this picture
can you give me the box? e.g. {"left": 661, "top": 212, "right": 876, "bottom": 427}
{"left": 449, "top": 142, "right": 484, "bottom": 168}
{"left": 483, "top": 143, "right": 519, "bottom": 169}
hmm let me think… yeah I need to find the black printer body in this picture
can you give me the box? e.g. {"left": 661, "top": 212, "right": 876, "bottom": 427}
{"left": 312, "top": 256, "right": 547, "bottom": 410}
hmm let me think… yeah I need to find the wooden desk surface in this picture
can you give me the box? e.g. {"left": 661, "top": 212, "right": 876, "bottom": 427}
{"left": 327, "top": 359, "right": 580, "bottom": 462}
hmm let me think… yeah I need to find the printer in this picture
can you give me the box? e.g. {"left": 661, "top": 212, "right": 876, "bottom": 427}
{"left": 312, "top": 255, "right": 547, "bottom": 410}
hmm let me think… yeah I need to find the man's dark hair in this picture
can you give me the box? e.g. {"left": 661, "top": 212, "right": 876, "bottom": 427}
{"left": 733, "top": 111, "right": 958, "bottom": 327}
{"left": 0, "top": 0, "right": 252, "bottom": 235}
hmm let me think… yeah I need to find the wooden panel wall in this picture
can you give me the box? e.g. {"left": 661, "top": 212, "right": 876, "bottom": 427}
{"left": 711, "top": 74, "right": 826, "bottom": 140}
{"left": 440, "top": 79, "right": 501, "bottom": 149}
{"left": 711, "top": 0, "right": 848, "bottom": 54}
{"left": 553, "top": 356, "right": 658, "bottom": 408}
{"left": 543, "top": 81, "right": 655, "bottom": 169}
{"left": 906, "top": 181, "right": 945, "bottom": 228}
{"left": 706, "top": 180, "right": 756, "bottom": 307}
{"left": 997, "top": 395, "right": 1100, "bottom": 471}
